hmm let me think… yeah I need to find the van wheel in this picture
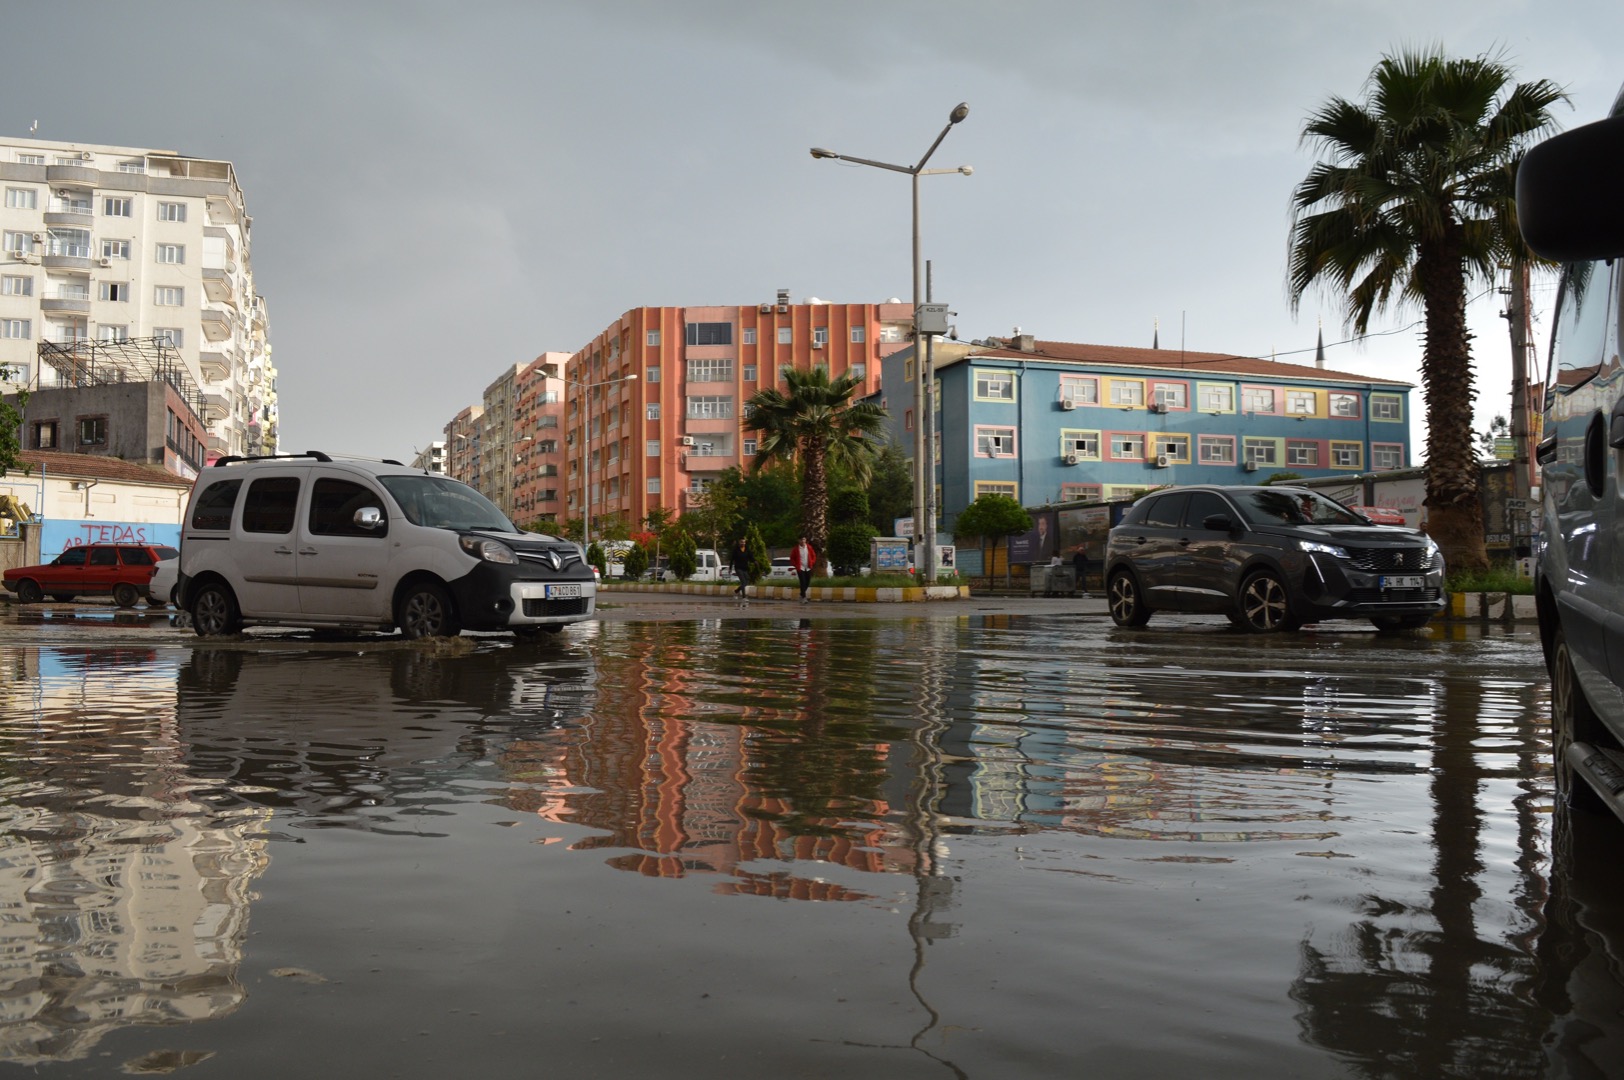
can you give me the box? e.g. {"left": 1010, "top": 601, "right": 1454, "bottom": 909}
{"left": 112, "top": 583, "right": 141, "bottom": 609}
{"left": 191, "top": 582, "right": 242, "bottom": 637}
{"left": 398, "top": 582, "right": 461, "bottom": 640}
{"left": 1237, "top": 569, "right": 1298, "bottom": 632}
{"left": 15, "top": 580, "right": 41, "bottom": 604}
{"left": 1552, "top": 626, "right": 1606, "bottom": 812}
{"left": 1107, "top": 570, "right": 1152, "bottom": 627}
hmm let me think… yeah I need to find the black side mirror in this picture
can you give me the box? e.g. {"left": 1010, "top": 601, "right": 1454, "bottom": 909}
{"left": 1202, "top": 514, "right": 1236, "bottom": 532}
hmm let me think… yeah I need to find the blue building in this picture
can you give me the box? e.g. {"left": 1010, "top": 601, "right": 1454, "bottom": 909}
{"left": 879, "top": 334, "right": 1416, "bottom": 539}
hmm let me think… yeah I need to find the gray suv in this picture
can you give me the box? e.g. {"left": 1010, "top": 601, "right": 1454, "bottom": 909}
{"left": 1519, "top": 84, "right": 1624, "bottom": 822}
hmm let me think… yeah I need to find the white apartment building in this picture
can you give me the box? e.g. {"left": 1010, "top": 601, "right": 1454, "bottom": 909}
{"left": 0, "top": 137, "right": 275, "bottom": 459}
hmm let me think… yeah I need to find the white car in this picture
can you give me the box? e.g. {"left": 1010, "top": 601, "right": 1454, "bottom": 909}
{"left": 765, "top": 557, "right": 795, "bottom": 580}
{"left": 148, "top": 555, "right": 178, "bottom": 606}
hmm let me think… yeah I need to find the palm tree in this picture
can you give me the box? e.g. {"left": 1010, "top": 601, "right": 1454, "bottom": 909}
{"left": 1288, "top": 48, "right": 1564, "bottom": 572}
{"left": 744, "top": 366, "right": 888, "bottom": 552}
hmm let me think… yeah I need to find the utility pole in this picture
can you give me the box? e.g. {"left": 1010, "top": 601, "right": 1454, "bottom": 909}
{"left": 1504, "top": 259, "right": 1534, "bottom": 503}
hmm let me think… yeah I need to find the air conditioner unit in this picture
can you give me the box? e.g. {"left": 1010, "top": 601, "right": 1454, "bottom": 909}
{"left": 1244, "top": 461, "right": 1259, "bottom": 472}
{"left": 759, "top": 304, "right": 772, "bottom": 314}
{"left": 1149, "top": 401, "right": 1167, "bottom": 413}
{"left": 1059, "top": 398, "right": 1076, "bottom": 410}
{"left": 811, "top": 340, "right": 823, "bottom": 349}
{"left": 98, "top": 258, "right": 112, "bottom": 268}
{"left": 80, "top": 151, "right": 93, "bottom": 160}
{"left": 1064, "top": 452, "right": 1080, "bottom": 466}
{"left": 776, "top": 304, "right": 789, "bottom": 313}
{"left": 1155, "top": 453, "right": 1171, "bottom": 468}
{"left": 679, "top": 436, "right": 696, "bottom": 446}
{"left": 31, "top": 233, "right": 43, "bottom": 242}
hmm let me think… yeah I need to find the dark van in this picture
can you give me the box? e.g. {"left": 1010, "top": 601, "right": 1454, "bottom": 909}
{"left": 1518, "top": 83, "right": 1624, "bottom": 821}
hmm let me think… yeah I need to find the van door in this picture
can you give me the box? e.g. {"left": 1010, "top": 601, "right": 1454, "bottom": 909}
{"left": 235, "top": 472, "right": 305, "bottom": 617}
{"left": 296, "top": 475, "right": 392, "bottom": 622}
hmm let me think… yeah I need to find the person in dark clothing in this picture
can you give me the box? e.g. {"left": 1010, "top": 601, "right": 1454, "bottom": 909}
{"left": 731, "top": 538, "right": 752, "bottom": 601}
{"left": 1072, "top": 547, "right": 1089, "bottom": 595}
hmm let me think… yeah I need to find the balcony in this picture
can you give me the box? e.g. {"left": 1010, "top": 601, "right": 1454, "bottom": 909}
{"left": 43, "top": 209, "right": 92, "bottom": 227}
{"left": 40, "top": 294, "right": 91, "bottom": 316}
{"left": 200, "top": 308, "right": 235, "bottom": 342}
{"left": 203, "top": 390, "right": 233, "bottom": 423}
{"left": 201, "top": 266, "right": 238, "bottom": 306}
{"left": 44, "top": 164, "right": 98, "bottom": 188}
{"left": 682, "top": 452, "right": 738, "bottom": 473}
{"left": 199, "top": 349, "right": 233, "bottom": 383}
{"left": 41, "top": 253, "right": 92, "bottom": 272}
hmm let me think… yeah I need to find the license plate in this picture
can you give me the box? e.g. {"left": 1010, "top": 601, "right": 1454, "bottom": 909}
{"left": 545, "top": 584, "right": 582, "bottom": 599}
{"left": 1380, "top": 575, "right": 1424, "bottom": 590}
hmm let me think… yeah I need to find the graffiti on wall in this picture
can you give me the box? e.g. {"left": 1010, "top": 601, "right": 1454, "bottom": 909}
{"left": 42, "top": 521, "right": 182, "bottom": 558}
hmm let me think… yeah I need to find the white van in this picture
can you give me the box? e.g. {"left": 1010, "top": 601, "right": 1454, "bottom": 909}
{"left": 663, "top": 548, "right": 724, "bottom": 582}
{"left": 177, "top": 451, "right": 596, "bottom": 639}
{"left": 1519, "top": 85, "right": 1624, "bottom": 821}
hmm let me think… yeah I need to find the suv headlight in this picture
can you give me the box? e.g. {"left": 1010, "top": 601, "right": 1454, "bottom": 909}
{"left": 1298, "top": 539, "right": 1349, "bottom": 559}
{"left": 459, "top": 536, "right": 517, "bottom": 564}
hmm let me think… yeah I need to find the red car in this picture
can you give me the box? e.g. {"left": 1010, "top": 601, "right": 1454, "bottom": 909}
{"left": 3, "top": 543, "right": 179, "bottom": 608}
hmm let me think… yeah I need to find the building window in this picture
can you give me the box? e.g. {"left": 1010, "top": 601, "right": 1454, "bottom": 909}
{"left": 2, "top": 232, "right": 29, "bottom": 254}
{"left": 1329, "top": 392, "right": 1361, "bottom": 418}
{"left": 850, "top": 362, "right": 866, "bottom": 380}
{"left": 974, "top": 480, "right": 1018, "bottom": 500}
{"left": 1243, "top": 387, "right": 1277, "bottom": 414}
{"left": 1108, "top": 379, "right": 1144, "bottom": 407}
{"left": 98, "top": 282, "right": 129, "bottom": 302}
{"left": 1371, "top": 394, "right": 1402, "bottom": 421}
{"left": 646, "top": 439, "right": 660, "bottom": 457}
{"left": 1373, "top": 443, "right": 1404, "bottom": 470}
{"left": 1198, "top": 383, "right": 1234, "bottom": 413}
{"left": 686, "top": 395, "right": 733, "bottom": 419}
{"left": 742, "top": 364, "right": 757, "bottom": 382}
{"left": 777, "top": 326, "right": 793, "bottom": 345}
{"left": 101, "top": 239, "right": 130, "bottom": 260}
{"left": 1286, "top": 439, "right": 1320, "bottom": 466}
{"left": 1110, "top": 433, "right": 1145, "bottom": 460}
{"left": 904, "top": 408, "right": 914, "bottom": 432}
{"left": 77, "top": 416, "right": 108, "bottom": 446}
{"left": 103, "top": 196, "right": 132, "bottom": 217}
{"left": 743, "top": 438, "right": 757, "bottom": 457}
{"left": 155, "top": 243, "right": 185, "bottom": 264}
{"left": 904, "top": 357, "right": 915, "bottom": 382}
{"left": 742, "top": 327, "right": 756, "bottom": 345}
{"left": 1150, "top": 382, "right": 1188, "bottom": 410}
{"left": 1062, "top": 429, "right": 1101, "bottom": 459}
{"left": 48, "top": 228, "right": 90, "bottom": 258}
{"left": 118, "top": 159, "right": 146, "bottom": 173}
{"left": 1060, "top": 483, "right": 1102, "bottom": 502}
{"left": 32, "top": 420, "right": 56, "bottom": 449}
{"left": 812, "top": 326, "right": 829, "bottom": 347}
{"left": 51, "top": 317, "right": 87, "bottom": 342}
{"left": 1060, "top": 376, "right": 1098, "bottom": 406}
{"left": 975, "top": 426, "right": 1016, "bottom": 457}
{"left": 851, "top": 326, "right": 866, "bottom": 344}
{"left": 686, "top": 358, "right": 734, "bottom": 383}
{"left": 14, "top": 154, "right": 43, "bottom": 166}
{"left": 1286, "top": 390, "right": 1316, "bottom": 415}
{"left": 1, "top": 275, "right": 33, "bottom": 297}
{"left": 1198, "top": 435, "right": 1235, "bottom": 464}
{"left": 975, "top": 370, "right": 1016, "bottom": 401}
{"left": 684, "top": 322, "right": 732, "bottom": 346}
{"left": 156, "top": 201, "right": 187, "bottom": 222}
{"left": 97, "top": 324, "right": 129, "bottom": 343}
{"left": 154, "top": 327, "right": 183, "bottom": 348}
{"left": 0, "top": 319, "right": 31, "bottom": 340}
{"left": 879, "top": 324, "right": 905, "bottom": 343}
{"left": 1242, "top": 437, "right": 1279, "bottom": 465}
{"left": 154, "top": 285, "right": 184, "bottom": 306}
{"left": 4, "top": 188, "right": 37, "bottom": 210}
{"left": 647, "top": 478, "right": 661, "bottom": 494}
{"left": 644, "top": 330, "right": 660, "bottom": 346}
{"left": 1155, "top": 434, "right": 1191, "bottom": 462}
{"left": 1331, "top": 441, "right": 1363, "bottom": 468}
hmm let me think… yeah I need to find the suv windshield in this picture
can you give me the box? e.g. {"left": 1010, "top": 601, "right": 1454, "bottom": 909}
{"left": 379, "top": 475, "right": 516, "bottom": 532}
{"left": 1234, "top": 489, "right": 1365, "bottom": 527}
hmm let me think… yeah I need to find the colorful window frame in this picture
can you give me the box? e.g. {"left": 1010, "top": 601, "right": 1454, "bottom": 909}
{"left": 1060, "top": 375, "right": 1099, "bottom": 406}
{"left": 975, "top": 425, "right": 1017, "bottom": 457}
{"left": 1285, "top": 389, "right": 1317, "bottom": 416}
{"left": 1197, "top": 382, "right": 1235, "bottom": 413}
{"left": 974, "top": 369, "right": 1017, "bottom": 401}
{"left": 1242, "top": 386, "right": 1278, "bottom": 415}
{"left": 1372, "top": 443, "right": 1404, "bottom": 470}
{"left": 1329, "top": 392, "right": 1361, "bottom": 418}
{"left": 1198, "top": 435, "right": 1235, "bottom": 464}
{"left": 1107, "top": 379, "right": 1145, "bottom": 407}
{"left": 1330, "top": 440, "right": 1363, "bottom": 468}
{"left": 1109, "top": 433, "right": 1146, "bottom": 460}
{"left": 1286, "top": 439, "right": 1320, "bottom": 466}
{"left": 1150, "top": 381, "right": 1189, "bottom": 410}
{"left": 1154, "top": 433, "right": 1191, "bottom": 462}
{"left": 1059, "top": 428, "right": 1101, "bottom": 459}
{"left": 1242, "top": 437, "right": 1281, "bottom": 465}
{"left": 1371, "top": 394, "right": 1403, "bottom": 421}
{"left": 1060, "top": 483, "right": 1102, "bottom": 502}
{"left": 975, "top": 480, "right": 1019, "bottom": 500}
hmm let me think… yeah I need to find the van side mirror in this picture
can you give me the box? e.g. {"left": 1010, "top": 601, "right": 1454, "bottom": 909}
{"left": 1518, "top": 112, "right": 1624, "bottom": 262}
{"left": 354, "top": 506, "right": 384, "bottom": 530}
{"left": 1202, "top": 514, "right": 1236, "bottom": 532}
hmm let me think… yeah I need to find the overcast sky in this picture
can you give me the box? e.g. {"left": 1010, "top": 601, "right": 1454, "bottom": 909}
{"left": 9, "top": 0, "right": 1623, "bottom": 461}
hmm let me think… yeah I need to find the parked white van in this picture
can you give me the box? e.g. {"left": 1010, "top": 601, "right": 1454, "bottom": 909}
{"left": 663, "top": 548, "right": 724, "bottom": 582}
{"left": 177, "top": 451, "right": 596, "bottom": 639}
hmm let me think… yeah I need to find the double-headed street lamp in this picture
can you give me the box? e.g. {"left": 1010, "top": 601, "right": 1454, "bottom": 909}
{"left": 568, "top": 372, "right": 638, "bottom": 551}
{"left": 811, "top": 101, "right": 971, "bottom": 584}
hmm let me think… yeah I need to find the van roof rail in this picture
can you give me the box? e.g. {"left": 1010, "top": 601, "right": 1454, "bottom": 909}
{"left": 212, "top": 451, "right": 333, "bottom": 467}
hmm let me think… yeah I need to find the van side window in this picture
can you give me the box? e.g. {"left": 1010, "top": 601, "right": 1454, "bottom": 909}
{"left": 89, "top": 547, "right": 118, "bottom": 566}
{"left": 242, "top": 477, "right": 300, "bottom": 534}
{"left": 191, "top": 479, "right": 242, "bottom": 531}
{"left": 1549, "top": 260, "right": 1617, "bottom": 398}
{"left": 121, "top": 547, "right": 154, "bottom": 565}
{"left": 310, "top": 479, "right": 386, "bottom": 538}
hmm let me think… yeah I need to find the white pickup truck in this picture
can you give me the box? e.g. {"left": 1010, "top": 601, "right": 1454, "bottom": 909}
{"left": 663, "top": 548, "right": 724, "bottom": 582}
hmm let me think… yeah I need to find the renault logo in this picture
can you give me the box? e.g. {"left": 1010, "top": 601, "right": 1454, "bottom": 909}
{"left": 545, "top": 551, "right": 561, "bottom": 571}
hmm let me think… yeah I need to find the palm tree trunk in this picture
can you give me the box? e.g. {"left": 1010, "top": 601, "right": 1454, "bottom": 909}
{"left": 803, "top": 435, "right": 829, "bottom": 554}
{"left": 1416, "top": 231, "right": 1490, "bottom": 573}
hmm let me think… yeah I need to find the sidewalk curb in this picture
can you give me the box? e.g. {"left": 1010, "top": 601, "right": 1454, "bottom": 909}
{"left": 602, "top": 582, "right": 972, "bottom": 603}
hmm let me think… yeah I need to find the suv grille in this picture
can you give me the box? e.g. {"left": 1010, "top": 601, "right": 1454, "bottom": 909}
{"left": 1347, "top": 546, "right": 1434, "bottom": 572}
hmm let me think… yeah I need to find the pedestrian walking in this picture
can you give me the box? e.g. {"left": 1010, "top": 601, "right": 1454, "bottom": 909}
{"left": 789, "top": 535, "right": 818, "bottom": 603}
{"left": 730, "top": 537, "right": 752, "bottom": 604}
{"left": 1072, "top": 546, "right": 1089, "bottom": 596}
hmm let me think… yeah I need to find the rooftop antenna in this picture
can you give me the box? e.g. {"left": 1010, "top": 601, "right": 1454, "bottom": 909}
{"left": 28, "top": 120, "right": 37, "bottom": 134}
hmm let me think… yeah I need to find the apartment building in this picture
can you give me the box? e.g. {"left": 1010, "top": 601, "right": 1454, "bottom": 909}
{"left": 444, "top": 404, "right": 483, "bottom": 488}
{"left": 410, "top": 440, "right": 447, "bottom": 475}
{"left": 0, "top": 136, "right": 275, "bottom": 459}
{"left": 563, "top": 293, "right": 912, "bottom": 534}
{"left": 511, "top": 353, "right": 567, "bottom": 526}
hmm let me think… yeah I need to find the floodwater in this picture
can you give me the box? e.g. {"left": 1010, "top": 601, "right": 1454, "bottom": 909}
{"left": 0, "top": 612, "right": 1620, "bottom": 1078}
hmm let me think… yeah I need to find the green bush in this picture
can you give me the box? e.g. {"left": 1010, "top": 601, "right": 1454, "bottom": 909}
{"left": 622, "top": 543, "right": 649, "bottom": 580}
{"left": 1446, "top": 565, "right": 1533, "bottom": 594}
{"left": 668, "top": 530, "right": 698, "bottom": 581}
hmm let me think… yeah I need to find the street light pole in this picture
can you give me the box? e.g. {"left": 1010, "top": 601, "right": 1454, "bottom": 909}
{"left": 811, "top": 101, "right": 970, "bottom": 584}
{"left": 567, "top": 372, "right": 637, "bottom": 552}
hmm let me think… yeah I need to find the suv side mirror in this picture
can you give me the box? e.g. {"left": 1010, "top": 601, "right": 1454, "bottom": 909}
{"left": 1202, "top": 514, "right": 1236, "bottom": 532}
{"left": 354, "top": 506, "right": 384, "bottom": 531}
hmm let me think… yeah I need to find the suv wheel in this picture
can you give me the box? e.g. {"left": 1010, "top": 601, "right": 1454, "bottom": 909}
{"left": 1107, "top": 570, "right": 1152, "bottom": 627}
{"left": 1552, "top": 626, "right": 1606, "bottom": 812}
{"left": 191, "top": 582, "right": 243, "bottom": 637}
{"left": 112, "top": 582, "right": 141, "bottom": 609}
{"left": 1237, "top": 569, "right": 1298, "bottom": 632}
{"left": 397, "top": 582, "right": 461, "bottom": 640}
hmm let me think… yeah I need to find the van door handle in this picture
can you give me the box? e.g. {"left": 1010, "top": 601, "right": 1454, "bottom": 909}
{"left": 298, "top": 547, "right": 318, "bottom": 556}
{"left": 273, "top": 546, "right": 294, "bottom": 556}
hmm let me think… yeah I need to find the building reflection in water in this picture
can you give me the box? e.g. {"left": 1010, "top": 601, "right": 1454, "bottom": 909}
{"left": 0, "top": 646, "right": 269, "bottom": 1065}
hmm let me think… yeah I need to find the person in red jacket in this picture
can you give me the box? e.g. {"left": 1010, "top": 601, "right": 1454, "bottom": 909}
{"left": 789, "top": 535, "right": 817, "bottom": 603}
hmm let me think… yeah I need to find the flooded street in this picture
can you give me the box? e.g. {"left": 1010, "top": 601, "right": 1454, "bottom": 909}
{"left": 0, "top": 606, "right": 1620, "bottom": 1078}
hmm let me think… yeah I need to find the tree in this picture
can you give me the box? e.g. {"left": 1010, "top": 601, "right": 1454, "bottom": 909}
{"left": 667, "top": 530, "right": 698, "bottom": 581}
{"left": 744, "top": 366, "right": 888, "bottom": 554}
{"left": 585, "top": 541, "right": 606, "bottom": 577}
{"left": 623, "top": 542, "right": 649, "bottom": 580}
{"left": 1478, "top": 414, "right": 1510, "bottom": 460}
{"left": 681, "top": 483, "right": 744, "bottom": 552}
{"left": 953, "top": 494, "right": 1033, "bottom": 587}
{"left": 743, "top": 522, "right": 769, "bottom": 583}
{"left": 0, "top": 369, "right": 28, "bottom": 477}
{"left": 827, "top": 521, "right": 878, "bottom": 574}
{"left": 863, "top": 443, "right": 913, "bottom": 537}
{"left": 1288, "top": 48, "right": 1565, "bottom": 573}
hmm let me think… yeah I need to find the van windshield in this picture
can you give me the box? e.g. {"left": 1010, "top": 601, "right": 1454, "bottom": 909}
{"left": 378, "top": 475, "right": 516, "bottom": 532}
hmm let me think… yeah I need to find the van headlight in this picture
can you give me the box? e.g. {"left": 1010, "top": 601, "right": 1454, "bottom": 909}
{"left": 459, "top": 536, "right": 517, "bottom": 564}
{"left": 1298, "top": 539, "right": 1349, "bottom": 559}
